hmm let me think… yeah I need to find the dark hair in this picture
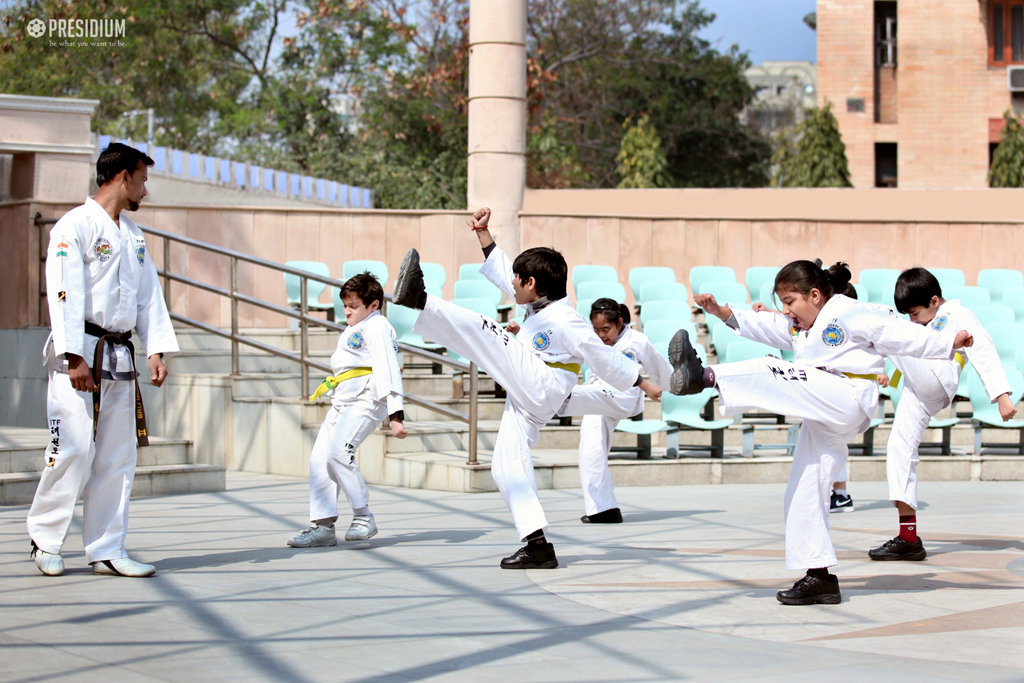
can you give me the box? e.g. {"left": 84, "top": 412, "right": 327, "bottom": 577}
{"left": 894, "top": 267, "right": 941, "bottom": 314}
{"left": 774, "top": 260, "right": 852, "bottom": 300}
{"left": 512, "top": 247, "right": 567, "bottom": 300}
{"left": 96, "top": 142, "right": 154, "bottom": 187}
{"left": 340, "top": 272, "right": 384, "bottom": 309}
{"left": 842, "top": 282, "right": 858, "bottom": 299}
{"left": 590, "top": 298, "right": 630, "bottom": 327}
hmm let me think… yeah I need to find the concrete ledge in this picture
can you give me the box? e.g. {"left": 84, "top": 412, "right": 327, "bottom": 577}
{"left": 0, "top": 463, "right": 225, "bottom": 505}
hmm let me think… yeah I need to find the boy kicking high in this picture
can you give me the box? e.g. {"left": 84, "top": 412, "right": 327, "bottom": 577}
{"left": 392, "top": 208, "right": 659, "bottom": 569}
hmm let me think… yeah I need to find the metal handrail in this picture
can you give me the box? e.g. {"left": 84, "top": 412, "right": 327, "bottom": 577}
{"left": 34, "top": 213, "right": 481, "bottom": 463}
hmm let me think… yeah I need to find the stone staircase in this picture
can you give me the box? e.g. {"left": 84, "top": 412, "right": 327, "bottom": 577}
{"left": 0, "top": 426, "right": 224, "bottom": 505}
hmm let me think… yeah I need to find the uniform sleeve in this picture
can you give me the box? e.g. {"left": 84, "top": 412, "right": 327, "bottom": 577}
{"left": 369, "top": 319, "right": 404, "bottom": 415}
{"left": 858, "top": 307, "right": 956, "bottom": 360}
{"left": 731, "top": 308, "right": 796, "bottom": 350}
{"left": 958, "top": 309, "right": 1012, "bottom": 402}
{"left": 478, "top": 245, "right": 517, "bottom": 299}
{"left": 134, "top": 245, "right": 179, "bottom": 360}
{"left": 46, "top": 217, "right": 87, "bottom": 360}
{"left": 575, "top": 327, "right": 641, "bottom": 392}
{"left": 636, "top": 334, "right": 673, "bottom": 389}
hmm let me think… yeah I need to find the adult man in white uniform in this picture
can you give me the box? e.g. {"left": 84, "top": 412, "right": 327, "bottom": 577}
{"left": 28, "top": 142, "right": 178, "bottom": 578}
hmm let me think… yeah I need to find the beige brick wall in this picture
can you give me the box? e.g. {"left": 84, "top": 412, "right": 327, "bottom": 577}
{"left": 819, "top": 0, "right": 1015, "bottom": 188}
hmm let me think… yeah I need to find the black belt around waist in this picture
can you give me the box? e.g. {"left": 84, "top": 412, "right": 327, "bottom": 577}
{"left": 85, "top": 321, "right": 149, "bottom": 447}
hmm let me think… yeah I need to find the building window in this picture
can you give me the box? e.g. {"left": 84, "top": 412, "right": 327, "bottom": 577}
{"left": 847, "top": 98, "right": 866, "bottom": 113}
{"left": 875, "top": 3, "right": 897, "bottom": 67}
{"left": 875, "top": 143, "right": 897, "bottom": 188}
{"left": 990, "top": 1, "right": 1024, "bottom": 64}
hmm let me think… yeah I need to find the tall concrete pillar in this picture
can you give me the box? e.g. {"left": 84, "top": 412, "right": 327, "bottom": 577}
{"left": 467, "top": 0, "right": 527, "bottom": 253}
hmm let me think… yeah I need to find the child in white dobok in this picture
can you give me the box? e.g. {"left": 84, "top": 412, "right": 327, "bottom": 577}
{"left": 867, "top": 267, "right": 1016, "bottom": 562}
{"left": 670, "top": 260, "right": 973, "bottom": 605}
{"left": 288, "top": 273, "right": 407, "bottom": 548}
{"left": 391, "top": 208, "right": 658, "bottom": 569}
{"left": 556, "top": 299, "right": 672, "bottom": 524}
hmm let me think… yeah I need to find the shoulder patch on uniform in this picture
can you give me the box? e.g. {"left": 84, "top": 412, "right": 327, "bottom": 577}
{"left": 822, "top": 319, "right": 847, "bottom": 347}
{"left": 58, "top": 291, "right": 66, "bottom": 302}
{"left": 136, "top": 238, "right": 146, "bottom": 266}
{"left": 532, "top": 331, "right": 551, "bottom": 351}
{"left": 93, "top": 237, "right": 112, "bottom": 262}
{"left": 931, "top": 315, "right": 948, "bottom": 331}
{"left": 347, "top": 331, "right": 364, "bottom": 350}
{"left": 623, "top": 350, "right": 637, "bottom": 361}
{"left": 55, "top": 241, "right": 69, "bottom": 258}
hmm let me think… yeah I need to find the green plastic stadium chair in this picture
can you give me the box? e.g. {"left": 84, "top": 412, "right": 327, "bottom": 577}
{"left": 343, "top": 259, "right": 388, "bottom": 289}
{"left": 724, "top": 338, "right": 782, "bottom": 364}
{"left": 421, "top": 262, "right": 447, "bottom": 288}
{"left": 858, "top": 268, "right": 901, "bottom": 304}
{"left": 983, "top": 323, "right": 1024, "bottom": 366}
{"left": 661, "top": 391, "right": 733, "bottom": 458}
{"left": 978, "top": 269, "right": 1024, "bottom": 304}
{"left": 971, "top": 304, "right": 1015, "bottom": 326}
{"left": 930, "top": 268, "right": 966, "bottom": 292}
{"left": 757, "top": 283, "right": 777, "bottom": 308}
{"left": 1000, "top": 286, "right": 1024, "bottom": 321}
{"left": 454, "top": 279, "right": 503, "bottom": 306}
{"left": 640, "top": 300, "right": 691, "bottom": 325}
{"left": 944, "top": 286, "right": 991, "bottom": 309}
{"left": 698, "top": 281, "right": 749, "bottom": 306}
{"left": 577, "top": 298, "right": 596, "bottom": 316}
{"left": 745, "top": 267, "right": 780, "bottom": 302}
{"left": 571, "top": 264, "right": 618, "bottom": 293}
{"left": 967, "top": 364, "right": 1024, "bottom": 454}
{"left": 458, "top": 263, "right": 487, "bottom": 281}
{"left": 852, "top": 283, "right": 868, "bottom": 301}
{"left": 640, "top": 281, "right": 689, "bottom": 306}
{"left": 387, "top": 303, "right": 442, "bottom": 352}
{"left": 642, "top": 320, "right": 698, "bottom": 346}
{"left": 283, "top": 261, "right": 335, "bottom": 322}
{"left": 578, "top": 280, "right": 627, "bottom": 303}
{"left": 629, "top": 266, "right": 676, "bottom": 301}
{"left": 689, "top": 266, "right": 736, "bottom": 295}
{"left": 710, "top": 323, "right": 742, "bottom": 360}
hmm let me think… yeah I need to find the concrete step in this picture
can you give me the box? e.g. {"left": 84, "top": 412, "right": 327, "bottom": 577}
{"left": 227, "top": 371, "right": 498, "bottom": 399}
{"left": 173, "top": 327, "right": 339, "bottom": 352}
{"left": 0, "top": 464, "right": 226, "bottom": 505}
{"left": 0, "top": 427, "right": 193, "bottom": 473}
{"left": 167, "top": 349, "right": 333, "bottom": 375}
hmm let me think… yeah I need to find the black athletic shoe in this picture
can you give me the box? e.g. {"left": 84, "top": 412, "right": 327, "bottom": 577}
{"left": 829, "top": 492, "right": 854, "bottom": 513}
{"left": 776, "top": 571, "right": 842, "bottom": 605}
{"left": 581, "top": 507, "right": 623, "bottom": 524}
{"left": 500, "top": 542, "right": 559, "bottom": 569}
{"left": 868, "top": 536, "right": 927, "bottom": 561}
{"left": 668, "top": 329, "right": 706, "bottom": 396}
{"left": 393, "top": 248, "right": 426, "bottom": 309}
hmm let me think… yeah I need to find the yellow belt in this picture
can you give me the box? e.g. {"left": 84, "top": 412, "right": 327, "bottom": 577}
{"left": 889, "top": 352, "right": 965, "bottom": 390}
{"left": 843, "top": 373, "right": 878, "bottom": 381}
{"left": 545, "top": 361, "right": 582, "bottom": 375}
{"left": 309, "top": 367, "right": 372, "bottom": 401}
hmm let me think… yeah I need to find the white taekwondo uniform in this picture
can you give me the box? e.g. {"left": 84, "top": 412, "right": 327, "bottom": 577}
{"left": 559, "top": 326, "right": 672, "bottom": 516}
{"left": 413, "top": 246, "right": 641, "bottom": 540}
{"left": 28, "top": 197, "right": 178, "bottom": 564}
{"left": 717, "top": 294, "right": 956, "bottom": 571}
{"left": 886, "top": 299, "right": 1009, "bottom": 509}
{"left": 309, "top": 310, "right": 404, "bottom": 522}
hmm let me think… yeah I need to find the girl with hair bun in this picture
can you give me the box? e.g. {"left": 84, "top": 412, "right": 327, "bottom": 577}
{"left": 555, "top": 298, "right": 672, "bottom": 523}
{"left": 669, "top": 259, "right": 974, "bottom": 606}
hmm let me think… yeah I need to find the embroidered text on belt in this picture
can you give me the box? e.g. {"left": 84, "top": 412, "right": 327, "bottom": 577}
{"left": 889, "top": 352, "right": 965, "bottom": 390}
{"left": 545, "top": 361, "right": 581, "bottom": 375}
{"left": 309, "top": 367, "right": 373, "bottom": 401}
{"left": 85, "top": 321, "right": 149, "bottom": 447}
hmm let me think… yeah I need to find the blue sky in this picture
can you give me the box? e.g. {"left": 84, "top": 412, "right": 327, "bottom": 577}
{"left": 697, "top": 0, "right": 818, "bottom": 64}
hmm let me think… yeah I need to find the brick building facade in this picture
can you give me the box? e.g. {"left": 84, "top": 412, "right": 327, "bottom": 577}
{"left": 819, "top": 0, "right": 1019, "bottom": 188}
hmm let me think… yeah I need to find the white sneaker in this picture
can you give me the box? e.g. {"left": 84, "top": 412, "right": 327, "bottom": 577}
{"left": 345, "top": 515, "right": 377, "bottom": 542}
{"left": 31, "top": 543, "right": 64, "bottom": 576}
{"left": 91, "top": 557, "right": 156, "bottom": 577}
{"left": 287, "top": 523, "right": 337, "bottom": 548}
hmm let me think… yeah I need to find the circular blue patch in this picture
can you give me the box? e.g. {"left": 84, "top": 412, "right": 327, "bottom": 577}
{"left": 623, "top": 351, "right": 636, "bottom": 361}
{"left": 347, "top": 331, "right": 364, "bottom": 350}
{"left": 136, "top": 245, "right": 146, "bottom": 266}
{"left": 822, "top": 323, "right": 846, "bottom": 347}
{"left": 532, "top": 332, "right": 550, "bottom": 351}
{"left": 931, "top": 315, "right": 948, "bottom": 331}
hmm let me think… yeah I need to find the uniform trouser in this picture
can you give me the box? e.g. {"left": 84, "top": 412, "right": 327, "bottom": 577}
{"left": 560, "top": 385, "right": 645, "bottom": 515}
{"left": 27, "top": 373, "right": 137, "bottom": 563}
{"left": 886, "top": 357, "right": 951, "bottom": 509}
{"left": 308, "top": 388, "right": 384, "bottom": 522}
{"left": 415, "top": 295, "right": 574, "bottom": 541}
{"left": 714, "top": 358, "right": 874, "bottom": 570}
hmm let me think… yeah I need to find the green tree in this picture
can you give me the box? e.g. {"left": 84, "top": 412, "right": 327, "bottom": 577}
{"left": 989, "top": 110, "right": 1024, "bottom": 187}
{"left": 615, "top": 115, "right": 670, "bottom": 188}
{"left": 772, "top": 101, "right": 851, "bottom": 188}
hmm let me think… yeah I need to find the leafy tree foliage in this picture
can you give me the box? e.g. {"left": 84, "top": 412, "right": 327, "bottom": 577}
{"left": 989, "top": 110, "right": 1024, "bottom": 188}
{"left": 615, "top": 115, "right": 670, "bottom": 188}
{"left": 772, "top": 101, "right": 852, "bottom": 188}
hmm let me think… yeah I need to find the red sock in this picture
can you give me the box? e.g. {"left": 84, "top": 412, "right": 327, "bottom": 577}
{"left": 899, "top": 515, "right": 917, "bottom": 543}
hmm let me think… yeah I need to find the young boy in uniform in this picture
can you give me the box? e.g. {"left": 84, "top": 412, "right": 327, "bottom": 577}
{"left": 288, "top": 273, "right": 407, "bottom": 548}
{"left": 390, "top": 208, "right": 658, "bottom": 569}
{"left": 28, "top": 142, "right": 179, "bottom": 578}
{"left": 876, "top": 267, "right": 1016, "bottom": 560}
